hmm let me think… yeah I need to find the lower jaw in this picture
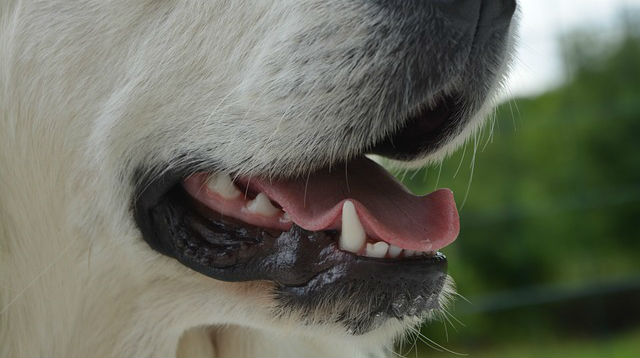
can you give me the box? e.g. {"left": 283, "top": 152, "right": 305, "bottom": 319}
{"left": 134, "top": 172, "right": 449, "bottom": 334}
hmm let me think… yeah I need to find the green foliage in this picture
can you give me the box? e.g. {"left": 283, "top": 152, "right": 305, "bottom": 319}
{"left": 396, "top": 25, "right": 640, "bottom": 355}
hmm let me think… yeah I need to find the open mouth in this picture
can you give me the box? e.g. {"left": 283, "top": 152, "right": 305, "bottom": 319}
{"left": 134, "top": 154, "right": 459, "bottom": 333}
{"left": 183, "top": 157, "right": 458, "bottom": 258}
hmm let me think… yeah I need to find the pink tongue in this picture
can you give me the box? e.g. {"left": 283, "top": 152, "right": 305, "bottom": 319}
{"left": 246, "top": 157, "right": 459, "bottom": 252}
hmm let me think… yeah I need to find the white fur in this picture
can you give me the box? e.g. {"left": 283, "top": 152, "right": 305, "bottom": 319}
{"left": 0, "top": 1, "right": 512, "bottom": 356}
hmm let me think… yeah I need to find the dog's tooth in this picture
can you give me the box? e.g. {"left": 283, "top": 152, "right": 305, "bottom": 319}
{"left": 404, "top": 249, "right": 416, "bottom": 257}
{"left": 339, "top": 201, "right": 366, "bottom": 253}
{"left": 388, "top": 244, "right": 403, "bottom": 258}
{"left": 280, "top": 212, "right": 292, "bottom": 223}
{"left": 246, "top": 193, "right": 280, "bottom": 217}
{"left": 206, "top": 173, "right": 240, "bottom": 199}
{"left": 365, "top": 241, "right": 389, "bottom": 258}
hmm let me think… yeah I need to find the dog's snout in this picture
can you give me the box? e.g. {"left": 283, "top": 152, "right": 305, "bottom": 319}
{"left": 380, "top": 0, "right": 516, "bottom": 29}
{"left": 370, "top": 0, "right": 517, "bottom": 99}
{"left": 377, "top": 0, "right": 480, "bottom": 34}
{"left": 422, "top": 0, "right": 481, "bottom": 28}
{"left": 366, "top": 0, "right": 517, "bottom": 162}
{"left": 379, "top": 0, "right": 516, "bottom": 30}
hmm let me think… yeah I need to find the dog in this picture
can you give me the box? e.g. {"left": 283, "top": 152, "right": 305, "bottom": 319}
{"left": 0, "top": 1, "right": 517, "bottom": 356}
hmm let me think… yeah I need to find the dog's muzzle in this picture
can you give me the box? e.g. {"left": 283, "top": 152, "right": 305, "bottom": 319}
{"left": 133, "top": 0, "right": 516, "bottom": 334}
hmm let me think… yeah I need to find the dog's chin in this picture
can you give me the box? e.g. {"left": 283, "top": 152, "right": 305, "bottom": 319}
{"left": 134, "top": 153, "right": 456, "bottom": 334}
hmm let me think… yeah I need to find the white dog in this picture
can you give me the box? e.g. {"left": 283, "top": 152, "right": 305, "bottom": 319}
{"left": 0, "top": 1, "right": 517, "bottom": 356}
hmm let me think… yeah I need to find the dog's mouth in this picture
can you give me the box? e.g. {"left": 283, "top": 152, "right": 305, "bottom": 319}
{"left": 184, "top": 157, "right": 458, "bottom": 257}
{"left": 134, "top": 155, "right": 458, "bottom": 333}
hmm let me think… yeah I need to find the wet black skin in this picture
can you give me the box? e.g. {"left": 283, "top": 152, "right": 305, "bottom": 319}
{"left": 133, "top": 169, "right": 448, "bottom": 333}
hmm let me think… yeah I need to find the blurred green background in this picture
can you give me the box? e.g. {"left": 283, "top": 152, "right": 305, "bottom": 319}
{"left": 394, "top": 15, "right": 640, "bottom": 357}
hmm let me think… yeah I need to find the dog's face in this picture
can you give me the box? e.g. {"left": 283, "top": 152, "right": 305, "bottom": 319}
{"left": 1, "top": 0, "right": 516, "bottom": 355}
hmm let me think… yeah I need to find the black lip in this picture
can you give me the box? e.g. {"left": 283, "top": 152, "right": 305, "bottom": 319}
{"left": 133, "top": 167, "right": 449, "bottom": 333}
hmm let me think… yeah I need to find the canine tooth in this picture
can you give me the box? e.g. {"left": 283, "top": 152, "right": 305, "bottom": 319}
{"left": 206, "top": 173, "right": 240, "bottom": 199}
{"left": 404, "top": 249, "right": 416, "bottom": 257}
{"left": 365, "top": 242, "right": 389, "bottom": 258}
{"left": 388, "top": 244, "right": 403, "bottom": 258}
{"left": 339, "top": 201, "right": 366, "bottom": 253}
{"left": 246, "top": 193, "right": 280, "bottom": 217}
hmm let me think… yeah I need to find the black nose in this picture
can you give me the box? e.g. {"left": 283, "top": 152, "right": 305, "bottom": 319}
{"left": 474, "top": 0, "right": 517, "bottom": 47}
{"left": 379, "top": 0, "right": 516, "bottom": 35}
{"left": 372, "top": 0, "right": 517, "bottom": 96}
